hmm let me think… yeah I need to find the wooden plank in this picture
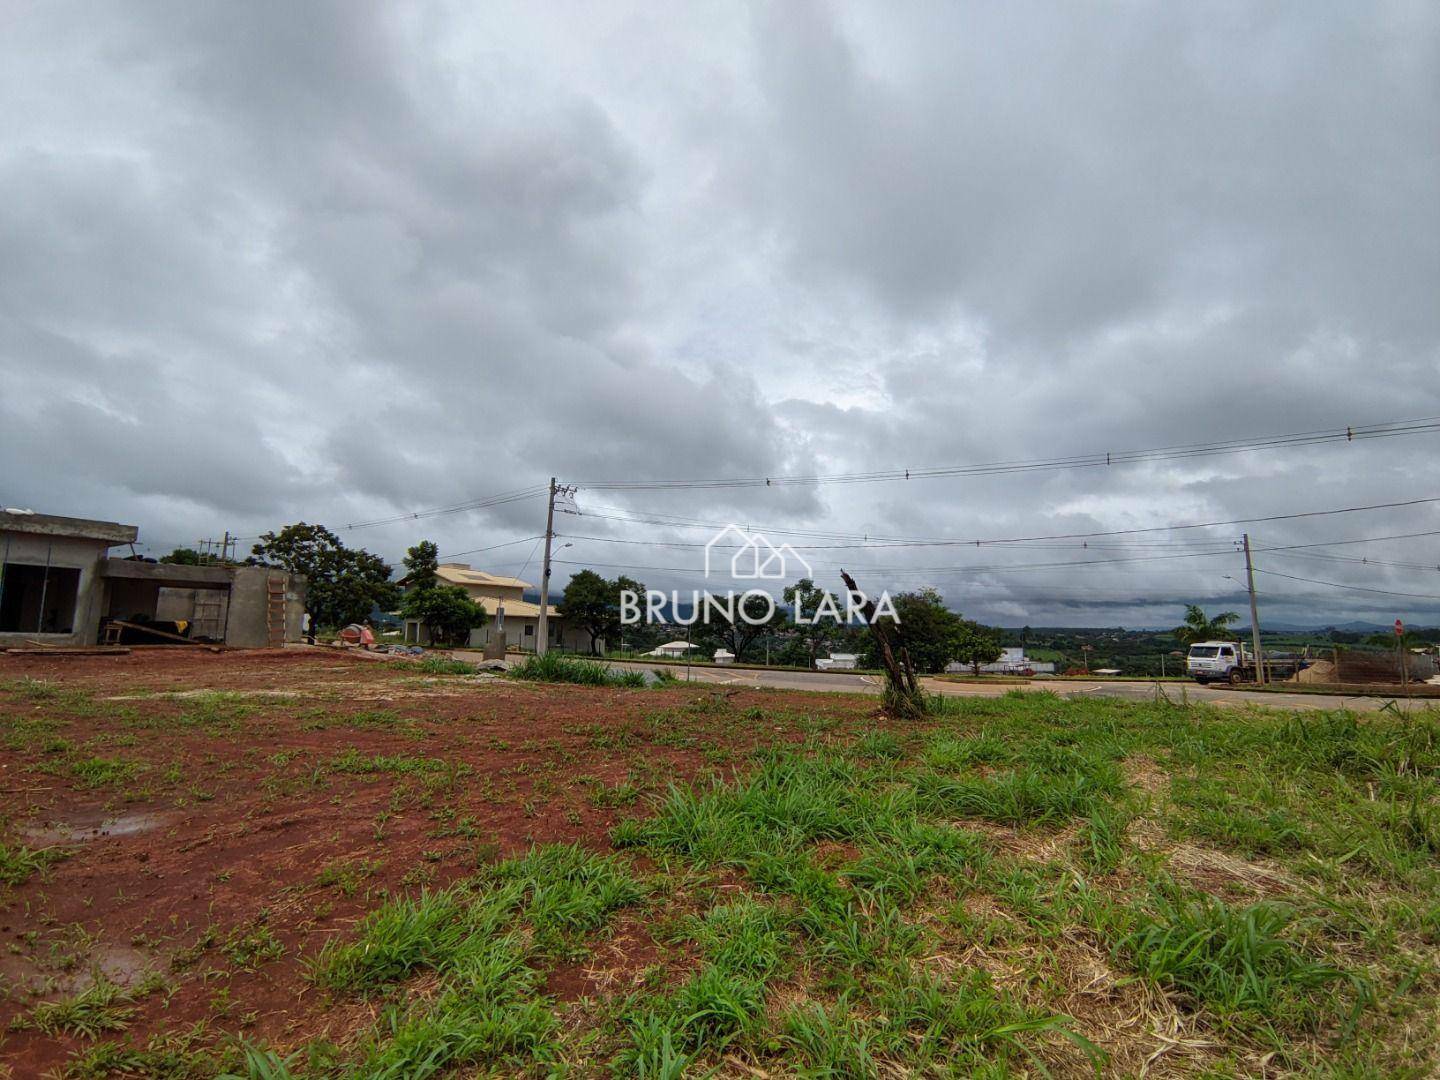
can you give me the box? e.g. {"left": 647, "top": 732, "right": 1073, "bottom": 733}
{"left": 106, "top": 619, "right": 207, "bottom": 646}
{"left": 4, "top": 647, "right": 132, "bottom": 656}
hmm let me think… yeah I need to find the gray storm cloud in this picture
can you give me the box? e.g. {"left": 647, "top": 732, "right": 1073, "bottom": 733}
{"left": 2, "top": 1, "right": 1437, "bottom": 626}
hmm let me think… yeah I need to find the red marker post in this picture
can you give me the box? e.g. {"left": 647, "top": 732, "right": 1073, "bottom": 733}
{"left": 1395, "top": 619, "right": 1408, "bottom": 692}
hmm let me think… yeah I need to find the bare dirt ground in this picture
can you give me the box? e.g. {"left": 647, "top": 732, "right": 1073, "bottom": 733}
{"left": 0, "top": 649, "right": 870, "bottom": 1076}
{"left": 3, "top": 650, "right": 1433, "bottom": 1078}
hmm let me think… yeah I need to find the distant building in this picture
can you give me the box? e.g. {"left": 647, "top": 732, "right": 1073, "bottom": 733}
{"left": 649, "top": 640, "right": 699, "bottom": 658}
{"left": 400, "top": 563, "right": 592, "bottom": 652}
{"left": 946, "top": 646, "right": 1056, "bottom": 675}
{"left": 815, "top": 653, "right": 859, "bottom": 670}
{"left": 0, "top": 509, "right": 304, "bottom": 649}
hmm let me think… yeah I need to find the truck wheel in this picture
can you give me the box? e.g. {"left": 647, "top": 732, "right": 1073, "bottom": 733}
{"left": 1228, "top": 669, "right": 1243, "bottom": 686}
{"left": 1194, "top": 677, "right": 1207, "bottom": 686}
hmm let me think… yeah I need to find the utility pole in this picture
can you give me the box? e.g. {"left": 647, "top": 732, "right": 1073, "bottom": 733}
{"left": 537, "top": 477, "right": 557, "bottom": 656}
{"left": 1243, "top": 533, "right": 1265, "bottom": 684}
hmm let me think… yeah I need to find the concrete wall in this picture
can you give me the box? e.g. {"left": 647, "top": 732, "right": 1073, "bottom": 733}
{"left": 0, "top": 531, "right": 111, "bottom": 647}
{"left": 467, "top": 619, "right": 596, "bottom": 653}
{"left": 225, "top": 566, "right": 305, "bottom": 648}
{"left": 96, "top": 560, "right": 305, "bottom": 648}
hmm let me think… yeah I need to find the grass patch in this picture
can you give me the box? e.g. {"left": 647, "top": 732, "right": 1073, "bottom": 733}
{"left": 416, "top": 657, "right": 477, "bottom": 676}
{"left": 1113, "top": 887, "right": 1367, "bottom": 1031}
{"left": 509, "top": 652, "right": 647, "bottom": 688}
{"left": 20, "top": 977, "right": 139, "bottom": 1038}
{"left": 330, "top": 750, "right": 451, "bottom": 775}
{"left": 0, "top": 841, "right": 70, "bottom": 886}
{"left": 70, "top": 755, "right": 145, "bottom": 788}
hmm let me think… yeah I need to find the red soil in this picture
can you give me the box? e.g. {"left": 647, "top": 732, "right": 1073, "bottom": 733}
{"left": 0, "top": 648, "right": 870, "bottom": 1075}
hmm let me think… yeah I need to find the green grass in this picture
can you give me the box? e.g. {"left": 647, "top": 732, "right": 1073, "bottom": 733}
{"left": 0, "top": 841, "right": 70, "bottom": 886}
{"left": 13, "top": 674, "right": 1438, "bottom": 1075}
{"left": 1114, "top": 887, "right": 1366, "bottom": 1030}
{"left": 70, "top": 755, "right": 145, "bottom": 788}
{"left": 508, "top": 652, "right": 648, "bottom": 688}
{"left": 329, "top": 750, "right": 452, "bottom": 775}
{"left": 20, "top": 977, "right": 139, "bottom": 1037}
{"left": 306, "top": 843, "right": 642, "bottom": 1076}
{"left": 416, "top": 657, "right": 477, "bottom": 676}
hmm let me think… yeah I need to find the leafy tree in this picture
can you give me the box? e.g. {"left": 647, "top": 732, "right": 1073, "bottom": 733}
{"left": 250, "top": 522, "right": 398, "bottom": 628}
{"left": 1172, "top": 604, "right": 1241, "bottom": 646}
{"left": 861, "top": 589, "right": 1002, "bottom": 675}
{"left": 393, "top": 540, "right": 486, "bottom": 646}
{"left": 557, "top": 571, "right": 647, "bottom": 654}
{"left": 401, "top": 584, "right": 486, "bottom": 646}
{"left": 160, "top": 547, "right": 205, "bottom": 566}
{"left": 558, "top": 569, "right": 614, "bottom": 655}
{"left": 402, "top": 541, "right": 439, "bottom": 591}
{"left": 952, "top": 619, "right": 1004, "bottom": 675}
{"left": 692, "top": 591, "right": 784, "bottom": 662}
{"left": 878, "top": 588, "right": 963, "bottom": 674}
{"left": 783, "top": 577, "right": 841, "bottom": 668}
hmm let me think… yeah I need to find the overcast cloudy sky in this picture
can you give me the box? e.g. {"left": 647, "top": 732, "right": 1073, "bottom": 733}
{"left": 3, "top": 1, "right": 1438, "bottom": 627}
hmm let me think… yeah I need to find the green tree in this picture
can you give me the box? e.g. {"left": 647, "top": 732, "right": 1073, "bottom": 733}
{"left": 557, "top": 570, "right": 646, "bottom": 654}
{"left": 250, "top": 523, "right": 399, "bottom": 628}
{"left": 692, "top": 591, "right": 784, "bottom": 662}
{"left": 159, "top": 547, "right": 205, "bottom": 566}
{"left": 558, "top": 569, "right": 614, "bottom": 655}
{"left": 401, "top": 584, "right": 486, "bottom": 647}
{"left": 394, "top": 540, "right": 485, "bottom": 646}
{"left": 873, "top": 588, "right": 962, "bottom": 674}
{"left": 402, "top": 541, "right": 439, "bottom": 592}
{"left": 952, "top": 619, "right": 1004, "bottom": 675}
{"left": 1172, "top": 604, "right": 1241, "bottom": 646}
{"left": 783, "top": 577, "right": 841, "bottom": 668}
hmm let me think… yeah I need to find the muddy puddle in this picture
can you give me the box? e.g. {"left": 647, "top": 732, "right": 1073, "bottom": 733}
{"left": 0, "top": 941, "right": 163, "bottom": 999}
{"left": 19, "top": 809, "right": 172, "bottom": 845}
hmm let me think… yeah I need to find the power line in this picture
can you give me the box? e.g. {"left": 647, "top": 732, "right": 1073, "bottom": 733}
{"left": 342, "top": 485, "right": 548, "bottom": 532}
{"left": 437, "top": 535, "right": 544, "bottom": 561}
{"left": 1252, "top": 567, "right": 1440, "bottom": 601}
{"left": 575, "top": 416, "right": 1440, "bottom": 490}
{"left": 548, "top": 527, "right": 1440, "bottom": 581}
{"left": 568, "top": 494, "right": 1440, "bottom": 550}
{"left": 1263, "top": 550, "right": 1440, "bottom": 573}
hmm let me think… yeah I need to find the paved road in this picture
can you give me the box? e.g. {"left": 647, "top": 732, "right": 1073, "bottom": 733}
{"left": 609, "top": 660, "right": 1424, "bottom": 713}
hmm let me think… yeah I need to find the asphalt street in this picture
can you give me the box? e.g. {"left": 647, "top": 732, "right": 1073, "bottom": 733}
{"left": 609, "top": 661, "right": 1424, "bottom": 713}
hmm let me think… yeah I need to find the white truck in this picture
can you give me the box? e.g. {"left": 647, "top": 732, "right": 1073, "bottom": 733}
{"left": 1186, "top": 640, "right": 1307, "bottom": 685}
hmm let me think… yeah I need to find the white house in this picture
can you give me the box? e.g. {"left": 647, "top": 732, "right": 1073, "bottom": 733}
{"left": 649, "top": 640, "right": 699, "bottom": 658}
{"left": 946, "top": 646, "right": 1056, "bottom": 675}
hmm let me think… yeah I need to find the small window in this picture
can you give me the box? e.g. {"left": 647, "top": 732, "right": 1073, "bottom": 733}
{"left": 524, "top": 625, "right": 534, "bottom": 637}
{"left": 1220, "top": 647, "right": 1234, "bottom": 658}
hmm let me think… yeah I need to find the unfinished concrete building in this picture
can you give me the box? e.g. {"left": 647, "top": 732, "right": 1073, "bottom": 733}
{"left": 0, "top": 510, "right": 305, "bottom": 649}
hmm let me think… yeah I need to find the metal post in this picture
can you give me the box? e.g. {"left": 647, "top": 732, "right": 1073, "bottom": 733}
{"left": 1243, "top": 533, "right": 1265, "bottom": 684}
{"left": 36, "top": 542, "right": 52, "bottom": 633}
{"left": 0, "top": 536, "right": 9, "bottom": 625}
{"left": 686, "top": 623, "right": 692, "bottom": 683}
{"left": 537, "top": 478, "right": 557, "bottom": 656}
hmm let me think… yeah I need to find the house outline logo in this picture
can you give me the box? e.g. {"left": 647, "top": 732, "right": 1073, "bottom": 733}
{"left": 704, "top": 524, "right": 813, "bottom": 581}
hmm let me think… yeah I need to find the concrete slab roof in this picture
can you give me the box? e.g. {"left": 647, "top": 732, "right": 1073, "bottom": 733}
{"left": 0, "top": 510, "right": 138, "bottom": 545}
{"left": 99, "top": 558, "right": 233, "bottom": 584}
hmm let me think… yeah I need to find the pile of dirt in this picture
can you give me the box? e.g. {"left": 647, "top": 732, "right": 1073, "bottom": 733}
{"left": 1294, "top": 659, "right": 1336, "bottom": 683}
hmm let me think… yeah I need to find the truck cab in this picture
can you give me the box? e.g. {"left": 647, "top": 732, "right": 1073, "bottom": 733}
{"left": 1187, "top": 640, "right": 1246, "bottom": 685}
